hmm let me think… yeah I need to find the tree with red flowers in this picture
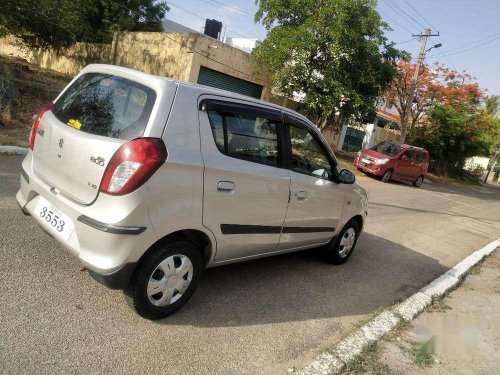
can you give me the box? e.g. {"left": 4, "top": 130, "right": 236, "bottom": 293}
{"left": 384, "top": 60, "right": 482, "bottom": 132}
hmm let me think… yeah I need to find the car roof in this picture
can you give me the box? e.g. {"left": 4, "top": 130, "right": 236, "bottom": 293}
{"left": 383, "top": 140, "right": 428, "bottom": 152}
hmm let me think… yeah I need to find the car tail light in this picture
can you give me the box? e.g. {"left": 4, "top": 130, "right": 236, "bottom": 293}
{"left": 100, "top": 138, "right": 167, "bottom": 196}
{"left": 29, "top": 102, "right": 54, "bottom": 150}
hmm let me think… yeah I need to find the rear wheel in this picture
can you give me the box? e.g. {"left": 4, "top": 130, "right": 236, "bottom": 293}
{"left": 413, "top": 175, "right": 424, "bottom": 187}
{"left": 381, "top": 169, "right": 393, "bottom": 183}
{"left": 129, "top": 240, "right": 203, "bottom": 320}
{"left": 324, "top": 220, "right": 360, "bottom": 265}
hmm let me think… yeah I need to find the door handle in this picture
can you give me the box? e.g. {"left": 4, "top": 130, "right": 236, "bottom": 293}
{"left": 217, "top": 181, "right": 235, "bottom": 193}
{"left": 295, "top": 191, "right": 308, "bottom": 200}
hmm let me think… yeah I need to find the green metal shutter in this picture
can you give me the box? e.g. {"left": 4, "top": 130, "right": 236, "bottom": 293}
{"left": 197, "top": 66, "right": 263, "bottom": 99}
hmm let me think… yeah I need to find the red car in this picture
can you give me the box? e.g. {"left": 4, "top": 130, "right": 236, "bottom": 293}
{"left": 353, "top": 141, "right": 429, "bottom": 187}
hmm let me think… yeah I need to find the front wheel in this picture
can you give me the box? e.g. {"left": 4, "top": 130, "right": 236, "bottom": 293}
{"left": 129, "top": 240, "right": 203, "bottom": 320}
{"left": 381, "top": 169, "right": 392, "bottom": 183}
{"left": 324, "top": 220, "right": 360, "bottom": 265}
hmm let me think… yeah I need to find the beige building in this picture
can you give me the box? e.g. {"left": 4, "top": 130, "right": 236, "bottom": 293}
{"left": 0, "top": 32, "right": 297, "bottom": 107}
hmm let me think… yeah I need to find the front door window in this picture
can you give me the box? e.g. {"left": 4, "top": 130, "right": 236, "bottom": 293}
{"left": 289, "top": 124, "right": 333, "bottom": 180}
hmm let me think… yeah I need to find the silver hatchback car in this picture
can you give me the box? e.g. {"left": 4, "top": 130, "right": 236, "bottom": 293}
{"left": 17, "top": 64, "right": 368, "bottom": 319}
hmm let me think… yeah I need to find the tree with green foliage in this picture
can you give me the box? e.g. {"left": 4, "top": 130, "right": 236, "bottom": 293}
{"left": 0, "top": 0, "right": 81, "bottom": 49}
{"left": 0, "top": 0, "right": 169, "bottom": 49}
{"left": 253, "top": 0, "right": 403, "bottom": 132}
{"left": 410, "top": 103, "right": 492, "bottom": 175}
{"left": 77, "top": 0, "right": 170, "bottom": 44}
{"left": 484, "top": 95, "right": 500, "bottom": 117}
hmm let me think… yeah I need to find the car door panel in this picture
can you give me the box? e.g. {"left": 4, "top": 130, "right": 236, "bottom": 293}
{"left": 278, "top": 118, "right": 346, "bottom": 250}
{"left": 395, "top": 150, "right": 414, "bottom": 180}
{"left": 198, "top": 96, "right": 290, "bottom": 262}
{"left": 279, "top": 171, "right": 345, "bottom": 250}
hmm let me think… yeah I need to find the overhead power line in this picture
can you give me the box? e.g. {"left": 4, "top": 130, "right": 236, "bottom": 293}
{"left": 167, "top": 1, "right": 254, "bottom": 39}
{"left": 378, "top": 8, "right": 414, "bottom": 35}
{"left": 205, "top": 0, "right": 254, "bottom": 17}
{"left": 386, "top": 0, "right": 427, "bottom": 29}
{"left": 436, "top": 33, "right": 500, "bottom": 54}
{"left": 426, "top": 36, "right": 460, "bottom": 72}
{"left": 427, "top": 34, "right": 500, "bottom": 58}
{"left": 393, "top": 37, "right": 417, "bottom": 45}
{"left": 436, "top": 36, "right": 500, "bottom": 57}
{"left": 403, "top": 0, "right": 439, "bottom": 32}
{"left": 380, "top": 0, "right": 422, "bottom": 32}
{"left": 107, "top": 0, "right": 270, "bottom": 84}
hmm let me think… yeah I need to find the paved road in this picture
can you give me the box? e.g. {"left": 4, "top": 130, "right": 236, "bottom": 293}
{"left": 1, "top": 154, "right": 499, "bottom": 375}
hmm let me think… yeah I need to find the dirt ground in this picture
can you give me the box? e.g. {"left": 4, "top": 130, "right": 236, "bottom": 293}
{"left": 0, "top": 55, "right": 69, "bottom": 146}
{"left": 342, "top": 250, "right": 500, "bottom": 375}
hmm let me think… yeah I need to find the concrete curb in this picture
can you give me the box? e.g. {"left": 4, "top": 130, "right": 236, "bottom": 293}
{"left": 296, "top": 238, "right": 500, "bottom": 375}
{"left": 0, "top": 145, "right": 28, "bottom": 155}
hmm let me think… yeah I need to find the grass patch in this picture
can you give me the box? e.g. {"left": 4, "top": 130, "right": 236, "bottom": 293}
{"left": 408, "top": 338, "right": 435, "bottom": 368}
{"left": 336, "top": 154, "right": 366, "bottom": 177}
{"left": 354, "top": 307, "right": 386, "bottom": 329}
{"left": 425, "top": 295, "right": 451, "bottom": 313}
{"left": 468, "top": 261, "right": 484, "bottom": 275}
{"left": 385, "top": 315, "right": 411, "bottom": 342}
{"left": 426, "top": 171, "right": 481, "bottom": 186}
{"left": 342, "top": 342, "right": 395, "bottom": 375}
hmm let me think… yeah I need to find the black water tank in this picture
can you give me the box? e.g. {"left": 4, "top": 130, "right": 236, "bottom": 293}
{"left": 204, "top": 19, "right": 222, "bottom": 39}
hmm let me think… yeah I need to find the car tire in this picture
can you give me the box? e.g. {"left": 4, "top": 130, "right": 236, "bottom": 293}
{"left": 413, "top": 175, "right": 424, "bottom": 187}
{"left": 129, "top": 240, "right": 203, "bottom": 320}
{"left": 381, "top": 169, "right": 392, "bottom": 183}
{"left": 324, "top": 220, "right": 360, "bottom": 265}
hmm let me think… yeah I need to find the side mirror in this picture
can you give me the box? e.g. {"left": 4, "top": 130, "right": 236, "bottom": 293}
{"left": 401, "top": 155, "right": 409, "bottom": 161}
{"left": 337, "top": 169, "right": 355, "bottom": 184}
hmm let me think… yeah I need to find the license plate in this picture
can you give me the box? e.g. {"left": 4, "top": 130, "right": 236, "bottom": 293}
{"left": 34, "top": 197, "right": 75, "bottom": 241}
{"left": 361, "top": 158, "right": 371, "bottom": 165}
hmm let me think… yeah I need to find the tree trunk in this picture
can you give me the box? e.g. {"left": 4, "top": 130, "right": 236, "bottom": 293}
{"left": 493, "top": 169, "right": 500, "bottom": 183}
{"left": 318, "top": 117, "right": 328, "bottom": 132}
{"left": 435, "top": 159, "right": 447, "bottom": 177}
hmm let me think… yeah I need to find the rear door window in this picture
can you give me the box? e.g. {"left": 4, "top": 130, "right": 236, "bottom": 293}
{"left": 416, "top": 151, "right": 425, "bottom": 162}
{"left": 404, "top": 150, "right": 414, "bottom": 160}
{"left": 53, "top": 73, "right": 156, "bottom": 140}
{"left": 206, "top": 108, "right": 281, "bottom": 167}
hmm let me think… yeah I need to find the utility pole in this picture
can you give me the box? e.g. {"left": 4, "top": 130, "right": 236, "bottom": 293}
{"left": 400, "top": 28, "right": 440, "bottom": 142}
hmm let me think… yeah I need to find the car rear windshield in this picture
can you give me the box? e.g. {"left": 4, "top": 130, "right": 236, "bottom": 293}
{"left": 371, "top": 142, "right": 402, "bottom": 157}
{"left": 53, "top": 73, "right": 156, "bottom": 140}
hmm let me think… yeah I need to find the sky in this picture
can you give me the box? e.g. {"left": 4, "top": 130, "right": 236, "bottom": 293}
{"left": 165, "top": 0, "right": 500, "bottom": 96}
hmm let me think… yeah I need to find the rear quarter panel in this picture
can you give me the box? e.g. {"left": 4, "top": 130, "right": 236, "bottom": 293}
{"left": 145, "top": 85, "right": 217, "bottom": 261}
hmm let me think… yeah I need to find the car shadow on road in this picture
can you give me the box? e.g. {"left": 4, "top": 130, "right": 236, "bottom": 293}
{"left": 158, "top": 233, "right": 448, "bottom": 327}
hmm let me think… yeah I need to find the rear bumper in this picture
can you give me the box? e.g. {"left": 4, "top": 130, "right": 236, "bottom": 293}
{"left": 16, "top": 152, "right": 158, "bottom": 289}
{"left": 87, "top": 262, "right": 137, "bottom": 289}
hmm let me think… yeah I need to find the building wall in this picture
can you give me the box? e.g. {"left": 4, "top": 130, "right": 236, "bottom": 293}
{"left": 188, "top": 34, "right": 271, "bottom": 100}
{"left": 464, "top": 156, "right": 489, "bottom": 171}
{"left": 0, "top": 33, "right": 272, "bottom": 101}
{"left": 111, "top": 32, "right": 196, "bottom": 82}
{"left": 0, "top": 36, "right": 111, "bottom": 75}
{"left": 374, "top": 127, "right": 400, "bottom": 144}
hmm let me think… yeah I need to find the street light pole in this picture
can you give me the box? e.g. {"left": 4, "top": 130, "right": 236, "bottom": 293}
{"left": 399, "top": 28, "right": 441, "bottom": 143}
